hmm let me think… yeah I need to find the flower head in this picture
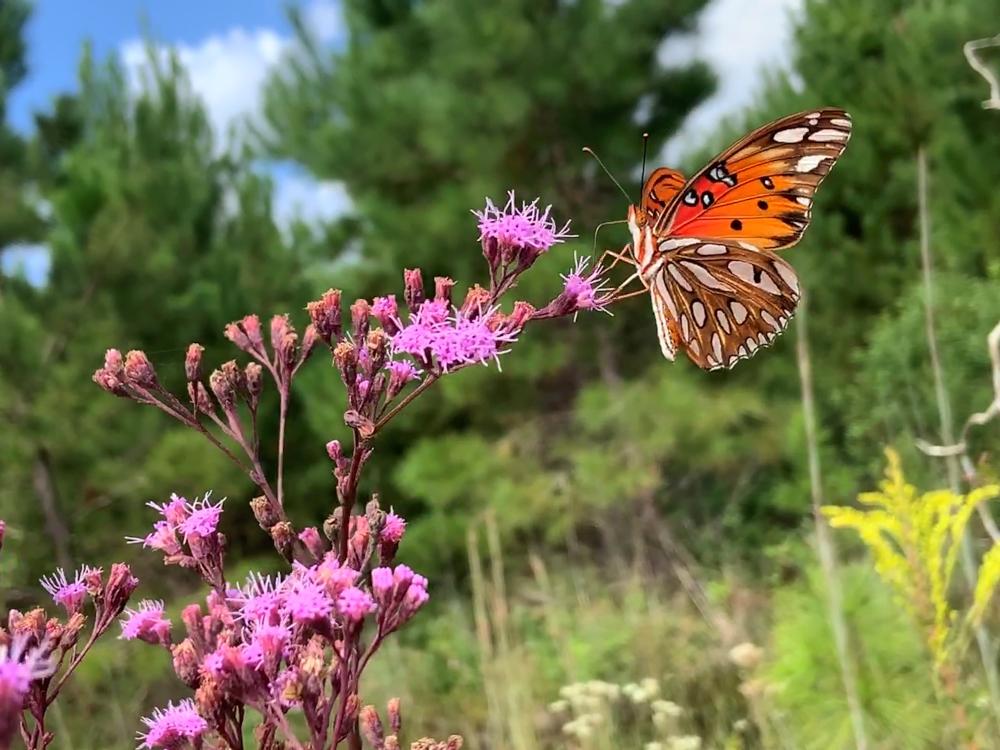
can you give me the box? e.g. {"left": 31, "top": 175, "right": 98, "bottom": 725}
{"left": 337, "top": 587, "right": 377, "bottom": 623}
{"left": 126, "top": 521, "right": 183, "bottom": 557}
{"left": 40, "top": 567, "right": 92, "bottom": 615}
{"left": 232, "top": 572, "right": 285, "bottom": 625}
{"left": 431, "top": 308, "right": 518, "bottom": 371}
{"left": 561, "top": 256, "right": 611, "bottom": 313}
{"left": 474, "top": 192, "right": 573, "bottom": 269}
{"left": 381, "top": 511, "right": 406, "bottom": 544}
{"left": 120, "top": 600, "right": 172, "bottom": 646}
{"left": 280, "top": 573, "right": 333, "bottom": 624}
{"left": 147, "top": 494, "right": 189, "bottom": 526}
{"left": 136, "top": 699, "right": 207, "bottom": 749}
{"left": 0, "top": 635, "right": 54, "bottom": 714}
{"left": 177, "top": 493, "right": 225, "bottom": 541}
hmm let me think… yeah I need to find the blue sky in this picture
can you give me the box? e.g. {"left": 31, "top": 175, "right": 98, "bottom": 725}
{"left": 2, "top": 0, "right": 802, "bottom": 284}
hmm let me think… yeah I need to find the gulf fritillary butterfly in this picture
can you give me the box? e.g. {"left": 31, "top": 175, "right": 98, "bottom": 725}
{"left": 625, "top": 108, "right": 852, "bottom": 371}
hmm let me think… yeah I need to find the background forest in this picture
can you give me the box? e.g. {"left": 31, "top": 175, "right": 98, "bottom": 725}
{"left": 2, "top": 0, "right": 1000, "bottom": 748}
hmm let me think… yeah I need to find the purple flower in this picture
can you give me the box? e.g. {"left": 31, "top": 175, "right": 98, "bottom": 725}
{"left": 371, "top": 567, "right": 394, "bottom": 598}
{"left": 432, "top": 309, "right": 518, "bottom": 371}
{"left": 147, "top": 494, "right": 189, "bottom": 525}
{"left": 387, "top": 360, "right": 420, "bottom": 384}
{"left": 561, "top": 256, "right": 611, "bottom": 313}
{"left": 337, "top": 587, "right": 377, "bottom": 622}
{"left": 326, "top": 439, "right": 342, "bottom": 462}
{"left": 126, "top": 521, "right": 182, "bottom": 557}
{"left": 371, "top": 295, "right": 399, "bottom": 328}
{"left": 280, "top": 572, "right": 333, "bottom": 624}
{"left": 315, "top": 554, "right": 359, "bottom": 598}
{"left": 242, "top": 620, "right": 291, "bottom": 670}
{"left": 474, "top": 191, "right": 573, "bottom": 268}
{"left": 40, "top": 567, "right": 92, "bottom": 615}
{"left": 381, "top": 511, "right": 406, "bottom": 544}
{"left": 120, "top": 600, "right": 172, "bottom": 646}
{"left": 232, "top": 572, "right": 285, "bottom": 625}
{"left": 177, "top": 493, "right": 225, "bottom": 541}
{"left": 0, "top": 635, "right": 55, "bottom": 741}
{"left": 136, "top": 698, "right": 208, "bottom": 749}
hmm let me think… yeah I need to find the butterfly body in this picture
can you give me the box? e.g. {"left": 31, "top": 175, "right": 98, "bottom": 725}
{"left": 626, "top": 108, "right": 852, "bottom": 371}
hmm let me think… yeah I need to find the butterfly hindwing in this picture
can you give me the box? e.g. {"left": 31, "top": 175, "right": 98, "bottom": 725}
{"left": 651, "top": 108, "right": 852, "bottom": 250}
{"left": 651, "top": 238, "right": 801, "bottom": 370}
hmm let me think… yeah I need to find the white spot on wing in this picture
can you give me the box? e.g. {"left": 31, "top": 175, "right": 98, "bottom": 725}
{"left": 774, "top": 127, "right": 808, "bottom": 143}
{"left": 773, "top": 261, "right": 800, "bottom": 294}
{"left": 680, "top": 313, "right": 691, "bottom": 341}
{"left": 757, "top": 332, "right": 768, "bottom": 345}
{"left": 796, "top": 154, "right": 828, "bottom": 173}
{"left": 746, "top": 337, "right": 758, "bottom": 352}
{"left": 809, "top": 129, "right": 848, "bottom": 142}
{"left": 730, "top": 300, "right": 749, "bottom": 324}
{"left": 692, "top": 301, "right": 707, "bottom": 327}
{"left": 668, "top": 263, "right": 693, "bottom": 292}
{"left": 831, "top": 118, "right": 852, "bottom": 128}
{"left": 796, "top": 196, "right": 812, "bottom": 206}
{"left": 680, "top": 261, "right": 734, "bottom": 291}
{"left": 696, "top": 243, "right": 728, "bottom": 256}
{"left": 715, "top": 309, "right": 731, "bottom": 333}
{"left": 760, "top": 310, "right": 780, "bottom": 331}
{"left": 711, "top": 332, "right": 723, "bottom": 360}
{"left": 660, "top": 238, "right": 700, "bottom": 252}
{"left": 728, "top": 260, "right": 755, "bottom": 284}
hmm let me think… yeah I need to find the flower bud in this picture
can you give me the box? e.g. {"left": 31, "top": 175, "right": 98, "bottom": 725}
{"left": 172, "top": 638, "right": 201, "bottom": 687}
{"left": 360, "top": 705, "right": 385, "bottom": 748}
{"left": 104, "top": 348, "right": 125, "bottom": 376}
{"left": 333, "top": 340, "right": 358, "bottom": 387}
{"left": 270, "top": 521, "right": 296, "bottom": 562}
{"left": 387, "top": 697, "right": 402, "bottom": 735}
{"left": 185, "top": 344, "right": 204, "bottom": 382}
{"left": 188, "top": 382, "right": 214, "bottom": 414}
{"left": 507, "top": 301, "right": 535, "bottom": 330}
{"left": 403, "top": 268, "right": 425, "bottom": 311}
{"left": 93, "top": 367, "right": 128, "bottom": 396}
{"left": 298, "top": 527, "right": 327, "bottom": 559}
{"left": 224, "top": 322, "right": 251, "bottom": 351}
{"left": 250, "top": 496, "right": 278, "bottom": 530}
{"left": 326, "top": 440, "right": 342, "bottom": 463}
{"left": 104, "top": 563, "right": 139, "bottom": 617}
{"left": 434, "top": 277, "right": 455, "bottom": 304}
{"left": 245, "top": 363, "right": 263, "bottom": 409}
{"left": 306, "top": 288, "right": 343, "bottom": 344}
{"left": 460, "top": 285, "right": 491, "bottom": 316}
{"left": 270, "top": 315, "right": 293, "bottom": 359}
{"left": 241, "top": 315, "right": 264, "bottom": 351}
{"left": 209, "top": 369, "right": 235, "bottom": 412}
{"left": 221, "top": 360, "right": 245, "bottom": 397}
{"left": 351, "top": 299, "right": 371, "bottom": 341}
{"left": 124, "top": 350, "right": 158, "bottom": 387}
{"left": 300, "top": 324, "right": 319, "bottom": 364}
{"left": 371, "top": 295, "right": 399, "bottom": 335}
{"left": 61, "top": 612, "right": 87, "bottom": 649}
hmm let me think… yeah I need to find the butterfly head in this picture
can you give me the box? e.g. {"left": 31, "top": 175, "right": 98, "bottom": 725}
{"left": 627, "top": 204, "right": 658, "bottom": 278}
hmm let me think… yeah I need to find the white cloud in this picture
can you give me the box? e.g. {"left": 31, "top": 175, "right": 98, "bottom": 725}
{"left": 273, "top": 173, "right": 351, "bottom": 228}
{"left": 658, "top": 0, "right": 804, "bottom": 162}
{"left": 120, "top": 1, "right": 346, "bottom": 229}
{"left": 1, "top": 243, "right": 51, "bottom": 286}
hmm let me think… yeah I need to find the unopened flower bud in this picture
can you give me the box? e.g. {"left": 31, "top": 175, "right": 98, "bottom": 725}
{"left": 298, "top": 527, "right": 327, "bottom": 559}
{"left": 61, "top": 612, "right": 87, "bottom": 649}
{"left": 333, "top": 340, "right": 358, "bottom": 386}
{"left": 360, "top": 705, "right": 385, "bottom": 748}
{"left": 387, "top": 697, "right": 402, "bottom": 735}
{"left": 434, "top": 277, "right": 455, "bottom": 304}
{"left": 250, "top": 496, "right": 279, "bottom": 531}
{"left": 366, "top": 328, "right": 389, "bottom": 359}
{"left": 172, "top": 638, "right": 201, "bottom": 687}
{"left": 104, "top": 563, "right": 139, "bottom": 616}
{"left": 460, "top": 285, "right": 491, "bottom": 316}
{"left": 124, "top": 350, "right": 157, "bottom": 387}
{"left": 241, "top": 315, "right": 264, "bottom": 351}
{"left": 300, "top": 324, "right": 319, "bottom": 363}
{"left": 245, "top": 363, "right": 263, "bottom": 409}
{"left": 344, "top": 694, "right": 361, "bottom": 722}
{"left": 403, "top": 268, "right": 425, "bottom": 311}
{"left": 371, "top": 295, "right": 399, "bottom": 335}
{"left": 93, "top": 367, "right": 128, "bottom": 396}
{"left": 270, "top": 521, "right": 296, "bottom": 561}
{"left": 351, "top": 299, "right": 371, "bottom": 341}
{"left": 306, "top": 288, "right": 343, "bottom": 344}
{"left": 270, "top": 315, "right": 293, "bottom": 359}
{"left": 209, "top": 369, "right": 235, "bottom": 411}
{"left": 326, "top": 440, "right": 342, "bottom": 463}
{"left": 188, "top": 382, "right": 214, "bottom": 414}
{"left": 224, "top": 322, "right": 251, "bottom": 351}
{"left": 185, "top": 344, "right": 204, "bottom": 382}
{"left": 221, "top": 360, "right": 245, "bottom": 397}
{"left": 104, "top": 349, "right": 125, "bottom": 375}
{"left": 507, "top": 301, "right": 535, "bottom": 330}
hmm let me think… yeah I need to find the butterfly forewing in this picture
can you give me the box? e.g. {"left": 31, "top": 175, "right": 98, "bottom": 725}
{"left": 651, "top": 238, "right": 801, "bottom": 370}
{"left": 651, "top": 108, "right": 852, "bottom": 250}
{"left": 641, "top": 167, "right": 687, "bottom": 222}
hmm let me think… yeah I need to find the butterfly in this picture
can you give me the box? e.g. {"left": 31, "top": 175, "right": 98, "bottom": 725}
{"left": 625, "top": 108, "right": 852, "bottom": 371}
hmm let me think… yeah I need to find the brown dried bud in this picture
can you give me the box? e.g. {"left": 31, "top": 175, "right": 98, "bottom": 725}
{"left": 360, "top": 705, "right": 385, "bottom": 749}
{"left": 188, "top": 382, "right": 214, "bottom": 414}
{"left": 460, "top": 285, "right": 491, "bottom": 316}
{"left": 385, "top": 737, "right": 400, "bottom": 750}
{"left": 181, "top": 604, "right": 204, "bottom": 644}
{"left": 185, "top": 343, "right": 204, "bottom": 382}
{"left": 333, "top": 340, "right": 358, "bottom": 386}
{"left": 270, "top": 521, "right": 296, "bottom": 561}
{"left": 209, "top": 369, "right": 235, "bottom": 411}
{"left": 172, "top": 638, "right": 201, "bottom": 687}
{"left": 434, "top": 277, "right": 455, "bottom": 304}
{"left": 278, "top": 330, "right": 299, "bottom": 374}
{"left": 196, "top": 675, "right": 226, "bottom": 724}
{"left": 83, "top": 567, "right": 104, "bottom": 596}
{"left": 446, "top": 736, "right": 463, "bottom": 750}
{"left": 351, "top": 299, "right": 371, "bottom": 341}
{"left": 245, "top": 362, "right": 263, "bottom": 409}
{"left": 250, "top": 496, "right": 278, "bottom": 530}
{"left": 124, "top": 350, "right": 158, "bottom": 387}
{"left": 15, "top": 609, "right": 46, "bottom": 642}
{"left": 387, "top": 697, "right": 402, "bottom": 735}
{"left": 103, "top": 563, "right": 139, "bottom": 616}
{"left": 343, "top": 694, "right": 361, "bottom": 722}
{"left": 61, "top": 613, "right": 87, "bottom": 649}
{"left": 403, "top": 268, "right": 425, "bottom": 311}
{"left": 306, "top": 288, "right": 343, "bottom": 344}
{"left": 507, "top": 301, "right": 535, "bottom": 330}
{"left": 301, "top": 636, "right": 328, "bottom": 681}
{"left": 300, "top": 324, "right": 319, "bottom": 364}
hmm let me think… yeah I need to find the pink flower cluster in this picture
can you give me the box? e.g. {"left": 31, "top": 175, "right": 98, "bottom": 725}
{"left": 474, "top": 191, "right": 574, "bottom": 271}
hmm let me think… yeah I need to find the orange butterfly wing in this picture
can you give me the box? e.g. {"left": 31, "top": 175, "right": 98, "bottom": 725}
{"left": 653, "top": 108, "right": 852, "bottom": 250}
{"left": 641, "top": 167, "right": 687, "bottom": 221}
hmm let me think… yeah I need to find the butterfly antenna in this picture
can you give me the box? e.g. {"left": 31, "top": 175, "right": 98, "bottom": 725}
{"left": 640, "top": 132, "right": 650, "bottom": 187}
{"left": 582, "top": 146, "right": 632, "bottom": 203}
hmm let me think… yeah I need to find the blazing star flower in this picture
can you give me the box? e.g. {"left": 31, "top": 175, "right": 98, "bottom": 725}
{"left": 561, "top": 256, "right": 612, "bottom": 313}
{"left": 371, "top": 295, "right": 399, "bottom": 328}
{"left": 242, "top": 620, "right": 291, "bottom": 669}
{"left": 177, "top": 493, "right": 225, "bottom": 541}
{"left": 432, "top": 309, "right": 518, "bottom": 371}
{"left": 280, "top": 574, "right": 333, "bottom": 624}
{"left": 371, "top": 567, "right": 394, "bottom": 599}
{"left": 0, "top": 634, "right": 55, "bottom": 741}
{"left": 125, "top": 521, "right": 183, "bottom": 557}
{"left": 147, "top": 493, "right": 189, "bottom": 526}
{"left": 232, "top": 572, "right": 285, "bottom": 625}
{"left": 337, "top": 587, "right": 377, "bottom": 623}
{"left": 381, "top": 511, "right": 406, "bottom": 544}
{"left": 39, "top": 566, "right": 91, "bottom": 615}
{"left": 120, "top": 600, "right": 172, "bottom": 646}
{"left": 474, "top": 192, "right": 574, "bottom": 268}
{"left": 136, "top": 699, "right": 207, "bottom": 749}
